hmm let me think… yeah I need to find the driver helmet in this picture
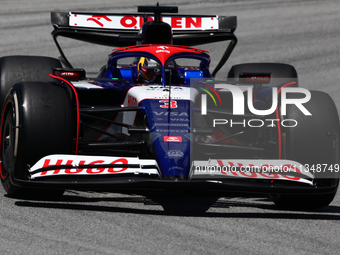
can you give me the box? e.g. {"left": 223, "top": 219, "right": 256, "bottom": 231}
{"left": 137, "top": 57, "right": 161, "bottom": 83}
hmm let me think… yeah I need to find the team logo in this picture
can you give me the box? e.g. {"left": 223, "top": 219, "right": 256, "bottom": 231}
{"left": 164, "top": 136, "right": 182, "bottom": 142}
{"left": 86, "top": 15, "right": 112, "bottom": 27}
{"left": 156, "top": 46, "right": 170, "bottom": 54}
{"left": 166, "top": 150, "right": 184, "bottom": 158}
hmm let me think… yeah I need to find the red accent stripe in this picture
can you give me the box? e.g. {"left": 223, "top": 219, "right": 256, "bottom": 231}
{"left": 275, "top": 81, "right": 297, "bottom": 159}
{"left": 0, "top": 101, "right": 12, "bottom": 179}
{"left": 49, "top": 74, "right": 80, "bottom": 155}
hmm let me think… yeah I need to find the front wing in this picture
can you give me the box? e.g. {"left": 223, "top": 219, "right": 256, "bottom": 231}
{"left": 9, "top": 154, "right": 338, "bottom": 196}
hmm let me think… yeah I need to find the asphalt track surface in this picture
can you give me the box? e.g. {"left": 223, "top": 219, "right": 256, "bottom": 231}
{"left": 1, "top": 0, "right": 340, "bottom": 254}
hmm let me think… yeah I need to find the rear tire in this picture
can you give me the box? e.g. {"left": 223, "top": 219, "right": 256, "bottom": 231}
{"left": 0, "top": 82, "right": 73, "bottom": 199}
{"left": 271, "top": 90, "right": 339, "bottom": 209}
{"left": 0, "top": 56, "right": 61, "bottom": 108}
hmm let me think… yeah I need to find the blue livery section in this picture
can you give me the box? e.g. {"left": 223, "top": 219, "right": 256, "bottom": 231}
{"left": 141, "top": 99, "right": 192, "bottom": 179}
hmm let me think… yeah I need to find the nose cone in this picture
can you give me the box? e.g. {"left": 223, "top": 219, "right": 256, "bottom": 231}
{"left": 141, "top": 99, "right": 192, "bottom": 179}
{"left": 153, "top": 138, "right": 191, "bottom": 180}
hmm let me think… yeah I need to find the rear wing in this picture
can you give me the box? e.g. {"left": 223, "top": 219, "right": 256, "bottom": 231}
{"left": 51, "top": 11, "right": 237, "bottom": 76}
{"left": 51, "top": 12, "right": 237, "bottom": 46}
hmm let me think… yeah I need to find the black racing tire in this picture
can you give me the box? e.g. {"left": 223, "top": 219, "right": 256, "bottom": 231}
{"left": 227, "top": 63, "right": 298, "bottom": 87}
{"left": 271, "top": 90, "right": 340, "bottom": 209}
{"left": 0, "top": 82, "right": 73, "bottom": 199}
{"left": 0, "top": 56, "right": 61, "bottom": 109}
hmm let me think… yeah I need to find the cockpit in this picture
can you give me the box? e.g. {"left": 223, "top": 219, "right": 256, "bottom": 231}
{"left": 98, "top": 49, "right": 212, "bottom": 86}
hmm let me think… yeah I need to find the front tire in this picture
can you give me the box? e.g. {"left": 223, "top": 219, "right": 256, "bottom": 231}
{"left": 0, "top": 82, "right": 73, "bottom": 199}
{"left": 272, "top": 90, "right": 339, "bottom": 209}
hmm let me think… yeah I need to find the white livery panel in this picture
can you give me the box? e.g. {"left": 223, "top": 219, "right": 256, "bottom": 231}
{"left": 120, "top": 85, "right": 198, "bottom": 133}
{"left": 69, "top": 13, "right": 219, "bottom": 31}
{"left": 123, "top": 85, "right": 198, "bottom": 107}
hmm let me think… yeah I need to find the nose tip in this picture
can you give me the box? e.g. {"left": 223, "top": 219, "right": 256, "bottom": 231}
{"left": 164, "top": 174, "right": 187, "bottom": 181}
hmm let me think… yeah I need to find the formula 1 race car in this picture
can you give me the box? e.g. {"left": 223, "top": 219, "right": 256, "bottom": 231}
{"left": 0, "top": 4, "right": 339, "bottom": 212}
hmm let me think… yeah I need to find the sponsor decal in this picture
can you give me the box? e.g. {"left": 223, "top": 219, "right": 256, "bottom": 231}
{"left": 54, "top": 71, "right": 79, "bottom": 78}
{"left": 128, "top": 95, "right": 137, "bottom": 106}
{"left": 156, "top": 46, "right": 170, "bottom": 54}
{"left": 157, "top": 129, "right": 188, "bottom": 133}
{"left": 86, "top": 15, "right": 112, "bottom": 27}
{"left": 170, "top": 118, "right": 190, "bottom": 122}
{"left": 164, "top": 136, "right": 182, "bottom": 142}
{"left": 166, "top": 150, "right": 185, "bottom": 158}
{"left": 29, "top": 155, "right": 159, "bottom": 178}
{"left": 246, "top": 75, "right": 270, "bottom": 83}
{"left": 70, "top": 14, "right": 218, "bottom": 30}
{"left": 40, "top": 158, "right": 128, "bottom": 175}
{"left": 155, "top": 123, "right": 189, "bottom": 127}
{"left": 154, "top": 112, "right": 188, "bottom": 116}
